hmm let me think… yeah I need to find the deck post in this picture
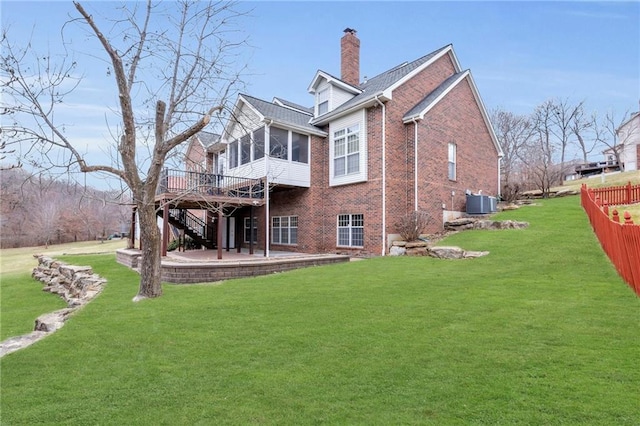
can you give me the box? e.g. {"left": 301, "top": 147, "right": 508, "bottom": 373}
{"left": 217, "top": 205, "right": 223, "bottom": 260}
{"left": 162, "top": 202, "right": 169, "bottom": 257}
{"left": 249, "top": 206, "right": 254, "bottom": 255}
{"left": 129, "top": 207, "right": 136, "bottom": 249}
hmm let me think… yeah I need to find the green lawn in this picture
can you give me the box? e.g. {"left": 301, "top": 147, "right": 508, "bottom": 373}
{"left": 1, "top": 196, "right": 638, "bottom": 424}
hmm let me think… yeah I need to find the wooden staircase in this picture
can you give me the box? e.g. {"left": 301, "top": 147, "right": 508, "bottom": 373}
{"left": 159, "top": 208, "right": 216, "bottom": 249}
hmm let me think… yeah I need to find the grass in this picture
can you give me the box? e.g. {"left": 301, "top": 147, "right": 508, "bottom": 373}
{"left": 0, "top": 239, "right": 126, "bottom": 341}
{"left": 1, "top": 197, "right": 639, "bottom": 424}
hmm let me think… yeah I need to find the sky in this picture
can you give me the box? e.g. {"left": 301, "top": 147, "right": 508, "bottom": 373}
{"left": 2, "top": 1, "right": 639, "bottom": 188}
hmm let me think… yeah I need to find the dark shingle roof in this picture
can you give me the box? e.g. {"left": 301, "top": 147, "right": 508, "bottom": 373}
{"left": 240, "top": 94, "right": 322, "bottom": 134}
{"left": 403, "top": 71, "right": 467, "bottom": 121}
{"left": 312, "top": 45, "right": 451, "bottom": 123}
{"left": 272, "top": 97, "right": 314, "bottom": 115}
{"left": 196, "top": 131, "right": 220, "bottom": 148}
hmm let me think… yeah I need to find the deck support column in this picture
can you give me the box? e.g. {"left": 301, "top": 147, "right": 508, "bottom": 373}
{"left": 129, "top": 207, "right": 136, "bottom": 249}
{"left": 217, "top": 204, "right": 223, "bottom": 260}
{"left": 162, "top": 202, "right": 169, "bottom": 257}
{"left": 249, "top": 206, "right": 254, "bottom": 255}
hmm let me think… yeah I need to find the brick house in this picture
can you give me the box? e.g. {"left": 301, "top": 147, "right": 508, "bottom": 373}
{"left": 164, "top": 29, "right": 502, "bottom": 257}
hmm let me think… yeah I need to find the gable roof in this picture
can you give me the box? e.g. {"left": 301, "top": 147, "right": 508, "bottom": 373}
{"left": 402, "top": 70, "right": 503, "bottom": 157}
{"left": 237, "top": 94, "right": 327, "bottom": 136}
{"left": 403, "top": 71, "right": 469, "bottom": 122}
{"left": 616, "top": 111, "right": 640, "bottom": 134}
{"left": 194, "top": 131, "right": 220, "bottom": 148}
{"left": 307, "top": 70, "right": 362, "bottom": 95}
{"left": 310, "top": 44, "right": 457, "bottom": 125}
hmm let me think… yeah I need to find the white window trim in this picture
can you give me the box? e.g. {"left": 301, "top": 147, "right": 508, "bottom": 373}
{"left": 336, "top": 214, "right": 364, "bottom": 248}
{"left": 271, "top": 215, "right": 298, "bottom": 245}
{"left": 329, "top": 110, "right": 367, "bottom": 187}
{"left": 448, "top": 142, "right": 457, "bottom": 181}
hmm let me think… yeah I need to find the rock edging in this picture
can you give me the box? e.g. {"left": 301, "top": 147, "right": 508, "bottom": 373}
{"left": 0, "top": 255, "right": 107, "bottom": 358}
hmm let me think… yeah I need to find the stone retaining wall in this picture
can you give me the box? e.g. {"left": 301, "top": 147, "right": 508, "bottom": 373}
{"left": 160, "top": 255, "right": 350, "bottom": 284}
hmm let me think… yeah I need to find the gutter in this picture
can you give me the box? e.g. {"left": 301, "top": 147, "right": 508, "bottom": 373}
{"left": 374, "top": 95, "right": 386, "bottom": 256}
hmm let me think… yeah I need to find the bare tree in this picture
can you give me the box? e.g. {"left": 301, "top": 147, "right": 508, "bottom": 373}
{"left": 569, "top": 106, "right": 596, "bottom": 163}
{"left": 549, "top": 98, "right": 583, "bottom": 169}
{"left": 594, "top": 109, "right": 635, "bottom": 169}
{"left": 522, "top": 101, "right": 563, "bottom": 197}
{"left": 1, "top": 1, "right": 248, "bottom": 300}
{"left": 490, "top": 108, "right": 533, "bottom": 202}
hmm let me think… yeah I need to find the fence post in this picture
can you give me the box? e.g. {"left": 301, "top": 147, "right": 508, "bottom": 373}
{"left": 623, "top": 212, "right": 634, "bottom": 225}
{"left": 627, "top": 182, "right": 632, "bottom": 204}
{"left": 603, "top": 204, "right": 609, "bottom": 216}
{"left": 612, "top": 210, "right": 620, "bottom": 223}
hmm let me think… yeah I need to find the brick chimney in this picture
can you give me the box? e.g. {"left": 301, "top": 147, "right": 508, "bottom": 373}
{"left": 341, "top": 28, "right": 360, "bottom": 86}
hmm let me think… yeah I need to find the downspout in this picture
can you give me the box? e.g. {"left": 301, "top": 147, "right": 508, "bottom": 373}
{"left": 411, "top": 118, "right": 419, "bottom": 212}
{"left": 497, "top": 156, "right": 502, "bottom": 200}
{"left": 374, "top": 95, "right": 386, "bottom": 256}
{"left": 264, "top": 120, "right": 273, "bottom": 258}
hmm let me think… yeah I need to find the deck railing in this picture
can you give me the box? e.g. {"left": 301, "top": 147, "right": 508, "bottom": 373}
{"left": 157, "top": 169, "right": 264, "bottom": 199}
{"left": 581, "top": 183, "right": 640, "bottom": 296}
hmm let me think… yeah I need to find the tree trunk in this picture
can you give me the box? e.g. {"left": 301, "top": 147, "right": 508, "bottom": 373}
{"left": 134, "top": 201, "right": 163, "bottom": 300}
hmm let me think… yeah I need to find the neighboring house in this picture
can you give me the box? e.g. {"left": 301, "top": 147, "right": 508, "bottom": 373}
{"left": 161, "top": 28, "right": 503, "bottom": 257}
{"left": 616, "top": 111, "right": 640, "bottom": 171}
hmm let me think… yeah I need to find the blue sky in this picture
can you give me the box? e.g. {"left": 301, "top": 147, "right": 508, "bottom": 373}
{"left": 2, "top": 1, "right": 639, "bottom": 184}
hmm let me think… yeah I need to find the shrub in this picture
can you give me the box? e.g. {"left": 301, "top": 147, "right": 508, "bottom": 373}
{"left": 395, "top": 211, "right": 432, "bottom": 241}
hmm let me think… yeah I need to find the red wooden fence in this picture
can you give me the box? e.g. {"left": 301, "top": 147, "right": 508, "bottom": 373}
{"left": 581, "top": 183, "right": 640, "bottom": 297}
{"left": 588, "top": 181, "right": 640, "bottom": 206}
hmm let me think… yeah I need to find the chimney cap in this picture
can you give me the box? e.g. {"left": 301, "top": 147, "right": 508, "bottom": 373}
{"left": 343, "top": 27, "right": 357, "bottom": 34}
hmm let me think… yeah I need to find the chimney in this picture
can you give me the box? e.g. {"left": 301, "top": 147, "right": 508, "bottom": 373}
{"left": 341, "top": 28, "right": 360, "bottom": 86}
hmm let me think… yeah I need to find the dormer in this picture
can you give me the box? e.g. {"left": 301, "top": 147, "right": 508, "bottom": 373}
{"left": 307, "top": 70, "right": 362, "bottom": 118}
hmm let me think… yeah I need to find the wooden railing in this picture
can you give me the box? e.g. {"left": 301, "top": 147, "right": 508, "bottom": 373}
{"left": 157, "top": 169, "right": 264, "bottom": 199}
{"left": 581, "top": 183, "right": 640, "bottom": 296}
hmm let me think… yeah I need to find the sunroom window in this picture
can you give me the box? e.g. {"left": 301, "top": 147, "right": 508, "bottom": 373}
{"left": 253, "top": 127, "right": 265, "bottom": 160}
{"left": 270, "top": 127, "right": 288, "bottom": 160}
{"left": 292, "top": 132, "right": 309, "bottom": 164}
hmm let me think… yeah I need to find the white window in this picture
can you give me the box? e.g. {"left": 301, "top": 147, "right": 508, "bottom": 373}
{"left": 317, "top": 88, "right": 329, "bottom": 115}
{"left": 334, "top": 124, "right": 360, "bottom": 177}
{"left": 272, "top": 216, "right": 298, "bottom": 245}
{"left": 448, "top": 143, "right": 457, "bottom": 181}
{"left": 244, "top": 217, "right": 257, "bottom": 243}
{"left": 337, "top": 214, "right": 364, "bottom": 248}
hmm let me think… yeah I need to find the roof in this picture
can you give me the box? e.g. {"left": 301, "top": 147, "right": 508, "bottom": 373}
{"left": 238, "top": 94, "right": 327, "bottom": 136}
{"left": 310, "top": 44, "right": 455, "bottom": 125}
{"left": 195, "top": 131, "right": 220, "bottom": 148}
{"left": 272, "top": 97, "right": 314, "bottom": 115}
{"left": 403, "top": 71, "right": 469, "bottom": 122}
{"left": 616, "top": 111, "right": 640, "bottom": 134}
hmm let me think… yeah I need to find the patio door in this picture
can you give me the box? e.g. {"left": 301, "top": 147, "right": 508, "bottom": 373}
{"left": 222, "top": 217, "right": 235, "bottom": 249}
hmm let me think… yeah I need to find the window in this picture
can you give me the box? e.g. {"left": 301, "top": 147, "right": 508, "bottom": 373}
{"left": 244, "top": 217, "right": 257, "bottom": 244}
{"left": 334, "top": 124, "right": 360, "bottom": 177}
{"left": 317, "top": 88, "right": 328, "bottom": 115}
{"left": 229, "top": 140, "right": 238, "bottom": 169}
{"left": 337, "top": 214, "right": 364, "bottom": 247}
{"left": 270, "top": 127, "right": 288, "bottom": 160}
{"left": 448, "top": 143, "right": 456, "bottom": 181}
{"left": 253, "top": 127, "right": 265, "bottom": 160}
{"left": 291, "top": 132, "right": 309, "bottom": 164}
{"left": 272, "top": 216, "right": 298, "bottom": 245}
{"left": 240, "top": 134, "right": 251, "bottom": 165}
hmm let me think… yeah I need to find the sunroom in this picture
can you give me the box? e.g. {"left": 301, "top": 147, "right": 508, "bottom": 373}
{"left": 221, "top": 94, "right": 327, "bottom": 188}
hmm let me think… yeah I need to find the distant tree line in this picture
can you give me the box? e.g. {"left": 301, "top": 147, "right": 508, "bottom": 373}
{"left": 1, "top": 168, "right": 131, "bottom": 248}
{"left": 492, "top": 98, "right": 635, "bottom": 201}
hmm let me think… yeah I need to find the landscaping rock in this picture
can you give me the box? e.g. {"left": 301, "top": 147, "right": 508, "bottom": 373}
{"left": 0, "top": 256, "right": 107, "bottom": 358}
{"left": 389, "top": 246, "right": 406, "bottom": 256}
{"left": 427, "top": 246, "right": 465, "bottom": 259}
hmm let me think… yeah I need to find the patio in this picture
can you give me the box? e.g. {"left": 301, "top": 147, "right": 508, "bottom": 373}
{"left": 116, "top": 248, "right": 351, "bottom": 284}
